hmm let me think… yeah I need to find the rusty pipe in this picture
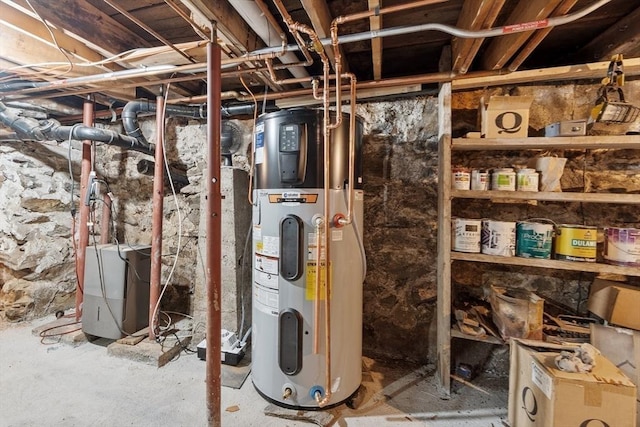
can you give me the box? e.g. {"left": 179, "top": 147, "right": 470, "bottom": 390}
{"left": 148, "top": 93, "right": 165, "bottom": 341}
{"left": 75, "top": 98, "right": 94, "bottom": 321}
{"left": 205, "top": 37, "right": 223, "bottom": 427}
{"left": 100, "top": 193, "right": 112, "bottom": 244}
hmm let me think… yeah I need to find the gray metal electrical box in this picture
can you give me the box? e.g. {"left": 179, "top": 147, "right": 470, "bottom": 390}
{"left": 82, "top": 244, "right": 151, "bottom": 339}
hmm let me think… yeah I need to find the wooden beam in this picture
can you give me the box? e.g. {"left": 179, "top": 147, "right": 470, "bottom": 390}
{"left": 299, "top": 0, "right": 346, "bottom": 71}
{"left": 0, "top": 3, "right": 116, "bottom": 69}
{"left": 508, "top": 0, "right": 579, "bottom": 71}
{"left": 452, "top": 0, "right": 505, "bottom": 74}
{"left": 577, "top": 6, "right": 640, "bottom": 62}
{"left": 453, "top": 57, "right": 640, "bottom": 90}
{"left": 368, "top": 0, "right": 383, "bottom": 80}
{"left": 178, "top": 0, "right": 263, "bottom": 54}
{"left": 25, "top": 0, "right": 153, "bottom": 55}
{"left": 481, "top": 0, "right": 562, "bottom": 70}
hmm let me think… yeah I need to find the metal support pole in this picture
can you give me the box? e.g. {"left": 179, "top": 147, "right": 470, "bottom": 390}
{"left": 205, "top": 31, "right": 222, "bottom": 427}
{"left": 149, "top": 93, "right": 165, "bottom": 341}
{"left": 100, "top": 194, "right": 112, "bottom": 245}
{"left": 75, "top": 98, "right": 93, "bottom": 321}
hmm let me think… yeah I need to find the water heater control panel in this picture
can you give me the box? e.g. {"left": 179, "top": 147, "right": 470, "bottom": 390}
{"left": 279, "top": 124, "right": 304, "bottom": 183}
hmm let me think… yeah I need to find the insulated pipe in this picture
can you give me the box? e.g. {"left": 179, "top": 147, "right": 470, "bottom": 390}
{"left": 205, "top": 37, "right": 223, "bottom": 427}
{"left": 148, "top": 93, "right": 165, "bottom": 342}
{"left": 75, "top": 98, "right": 94, "bottom": 321}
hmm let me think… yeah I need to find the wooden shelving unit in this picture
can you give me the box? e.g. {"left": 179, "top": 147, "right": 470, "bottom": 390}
{"left": 435, "top": 82, "right": 640, "bottom": 395}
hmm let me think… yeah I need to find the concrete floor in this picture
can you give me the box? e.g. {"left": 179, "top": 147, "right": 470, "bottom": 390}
{"left": 0, "top": 316, "right": 509, "bottom": 427}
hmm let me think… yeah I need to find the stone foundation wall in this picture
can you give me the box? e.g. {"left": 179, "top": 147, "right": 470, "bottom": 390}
{"left": 0, "top": 80, "right": 638, "bottom": 365}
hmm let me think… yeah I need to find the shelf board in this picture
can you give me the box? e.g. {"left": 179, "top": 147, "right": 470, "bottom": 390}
{"left": 451, "top": 189, "right": 640, "bottom": 204}
{"left": 451, "top": 327, "right": 503, "bottom": 345}
{"left": 451, "top": 252, "right": 640, "bottom": 276}
{"left": 452, "top": 135, "right": 640, "bottom": 151}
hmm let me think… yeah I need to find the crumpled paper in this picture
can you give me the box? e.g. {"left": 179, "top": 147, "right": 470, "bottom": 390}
{"left": 554, "top": 343, "right": 600, "bottom": 373}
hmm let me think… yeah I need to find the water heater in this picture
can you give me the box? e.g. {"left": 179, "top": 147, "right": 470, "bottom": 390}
{"left": 251, "top": 108, "right": 365, "bottom": 409}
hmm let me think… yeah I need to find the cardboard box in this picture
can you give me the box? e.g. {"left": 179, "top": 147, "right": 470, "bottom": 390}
{"left": 588, "top": 279, "right": 640, "bottom": 330}
{"left": 591, "top": 324, "right": 640, "bottom": 397}
{"left": 508, "top": 339, "right": 637, "bottom": 427}
{"left": 480, "top": 95, "right": 533, "bottom": 139}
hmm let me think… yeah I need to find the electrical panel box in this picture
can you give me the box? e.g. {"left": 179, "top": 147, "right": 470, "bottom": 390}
{"left": 82, "top": 244, "right": 151, "bottom": 339}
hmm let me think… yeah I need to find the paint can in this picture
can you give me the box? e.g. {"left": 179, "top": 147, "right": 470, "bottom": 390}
{"left": 481, "top": 220, "right": 516, "bottom": 256}
{"left": 452, "top": 218, "right": 482, "bottom": 253}
{"left": 603, "top": 227, "right": 640, "bottom": 267}
{"left": 554, "top": 224, "right": 597, "bottom": 262}
{"left": 452, "top": 167, "right": 471, "bottom": 190}
{"left": 516, "top": 221, "right": 554, "bottom": 259}
{"left": 516, "top": 168, "right": 539, "bottom": 192}
{"left": 471, "top": 169, "right": 489, "bottom": 190}
{"left": 491, "top": 168, "right": 516, "bottom": 191}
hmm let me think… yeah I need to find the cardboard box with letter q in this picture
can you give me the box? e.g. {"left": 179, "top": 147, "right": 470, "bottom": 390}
{"left": 508, "top": 339, "right": 637, "bottom": 427}
{"left": 480, "top": 95, "right": 533, "bottom": 138}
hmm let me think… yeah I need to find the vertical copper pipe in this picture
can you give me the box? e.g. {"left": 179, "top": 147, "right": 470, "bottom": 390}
{"left": 205, "top": 36, "right": 222, "bottom": 427}
{"left": 75, "top": 98, "right": 93, "bottom": 321}
{"left": 100, "top": 194, "right": 112, "bottom": 245}
{"left": 149, "top": 94, "right": 165, "bottom": 341}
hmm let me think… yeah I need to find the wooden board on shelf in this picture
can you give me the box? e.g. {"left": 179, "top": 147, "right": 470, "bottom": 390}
{"left": 452, "top": 135, "right": 640, "bottom": 151}
{"left": 450, "top": 252, "right": 640, "bottom": 277}
{"left": 451, "top": 189, "right": 640, "bottom": 204}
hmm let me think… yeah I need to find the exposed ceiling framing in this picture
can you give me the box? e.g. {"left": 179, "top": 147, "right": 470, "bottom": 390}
{"left": 0, "top": 0, "right": 639, "bottom": 117}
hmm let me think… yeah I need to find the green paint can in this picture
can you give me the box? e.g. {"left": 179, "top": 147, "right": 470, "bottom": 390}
{"left": 516, "top": 221, "right": 554, "bottom": 259}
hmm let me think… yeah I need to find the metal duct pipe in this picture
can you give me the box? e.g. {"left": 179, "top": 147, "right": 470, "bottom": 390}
{"left": 122, "top": 99, "right": 205, "bottom": 147}
{"left": 0, "top": 102, "right": 153, "bottom": 154}
{"left": 253, "top": 0, "right": 613, "bottom": 56}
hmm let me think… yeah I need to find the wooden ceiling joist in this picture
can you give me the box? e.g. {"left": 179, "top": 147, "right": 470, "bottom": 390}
{"left": 451, "top": 0, "right": 505, "bottom": 74}
{"left": 481, "top": 0, "right": 562, "bottom": 71}
{"left": 368, "top": 0, "right": 383, "bottom": 80}
{"left": 25, "top": 0, "right": 153, "bottom": 56}
{"left": 577, "top": 6, "right": 640, "bottom": 62}
{"left": 508, "top": 0, "right": 579, "bottom": 72}
{"left": 299, "top": 0, "right": 346, "bottom": 71}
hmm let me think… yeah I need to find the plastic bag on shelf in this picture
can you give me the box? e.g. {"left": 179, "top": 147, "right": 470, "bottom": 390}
{"left": 489, "top": 286, "right": 544, "bottom": 341}
{"left": 535, "top": 156, "right": 567, "bottom": 192}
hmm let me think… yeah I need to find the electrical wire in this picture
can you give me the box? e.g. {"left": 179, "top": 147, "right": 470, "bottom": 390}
{"left": 24, "top": 0, "right": 74, "bottom": 78}
{"left": 38, "top": 320, "right": 82, "bottom": 344}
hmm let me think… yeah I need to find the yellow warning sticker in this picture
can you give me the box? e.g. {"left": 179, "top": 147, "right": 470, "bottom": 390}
{"left": 305, "top": 261, "right": 331, "bottom": 301}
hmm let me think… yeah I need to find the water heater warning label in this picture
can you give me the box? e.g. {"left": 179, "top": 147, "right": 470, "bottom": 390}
{"left": 255, "top": 254, "right": 278, "bottom": 275}
{"left": 305, "top": 262, "right": 331, "bottom": 300}
{"left": 254, "top": 123, "right": 264, "bottom": 165}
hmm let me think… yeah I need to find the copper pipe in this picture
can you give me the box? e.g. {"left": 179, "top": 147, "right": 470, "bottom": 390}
{"left": 313, "top": 218, "right": 323, "bottom": 354}
{"left": 103, "top": 0, "right": 197, "bottom": 64}
{"left": 75, "top": 98, "right": 94, "bottom": 321}
{"left": 205, "top": 37, "right": 223, "bottom": 427}
{"left": 149, "top": 93, "right": 165, "bottom": 341}
{"left": 100, "top": 193, "right": 112, "bottom": 244}
{"left": 334, "top": 0, "right": 446, "bottom": 25}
